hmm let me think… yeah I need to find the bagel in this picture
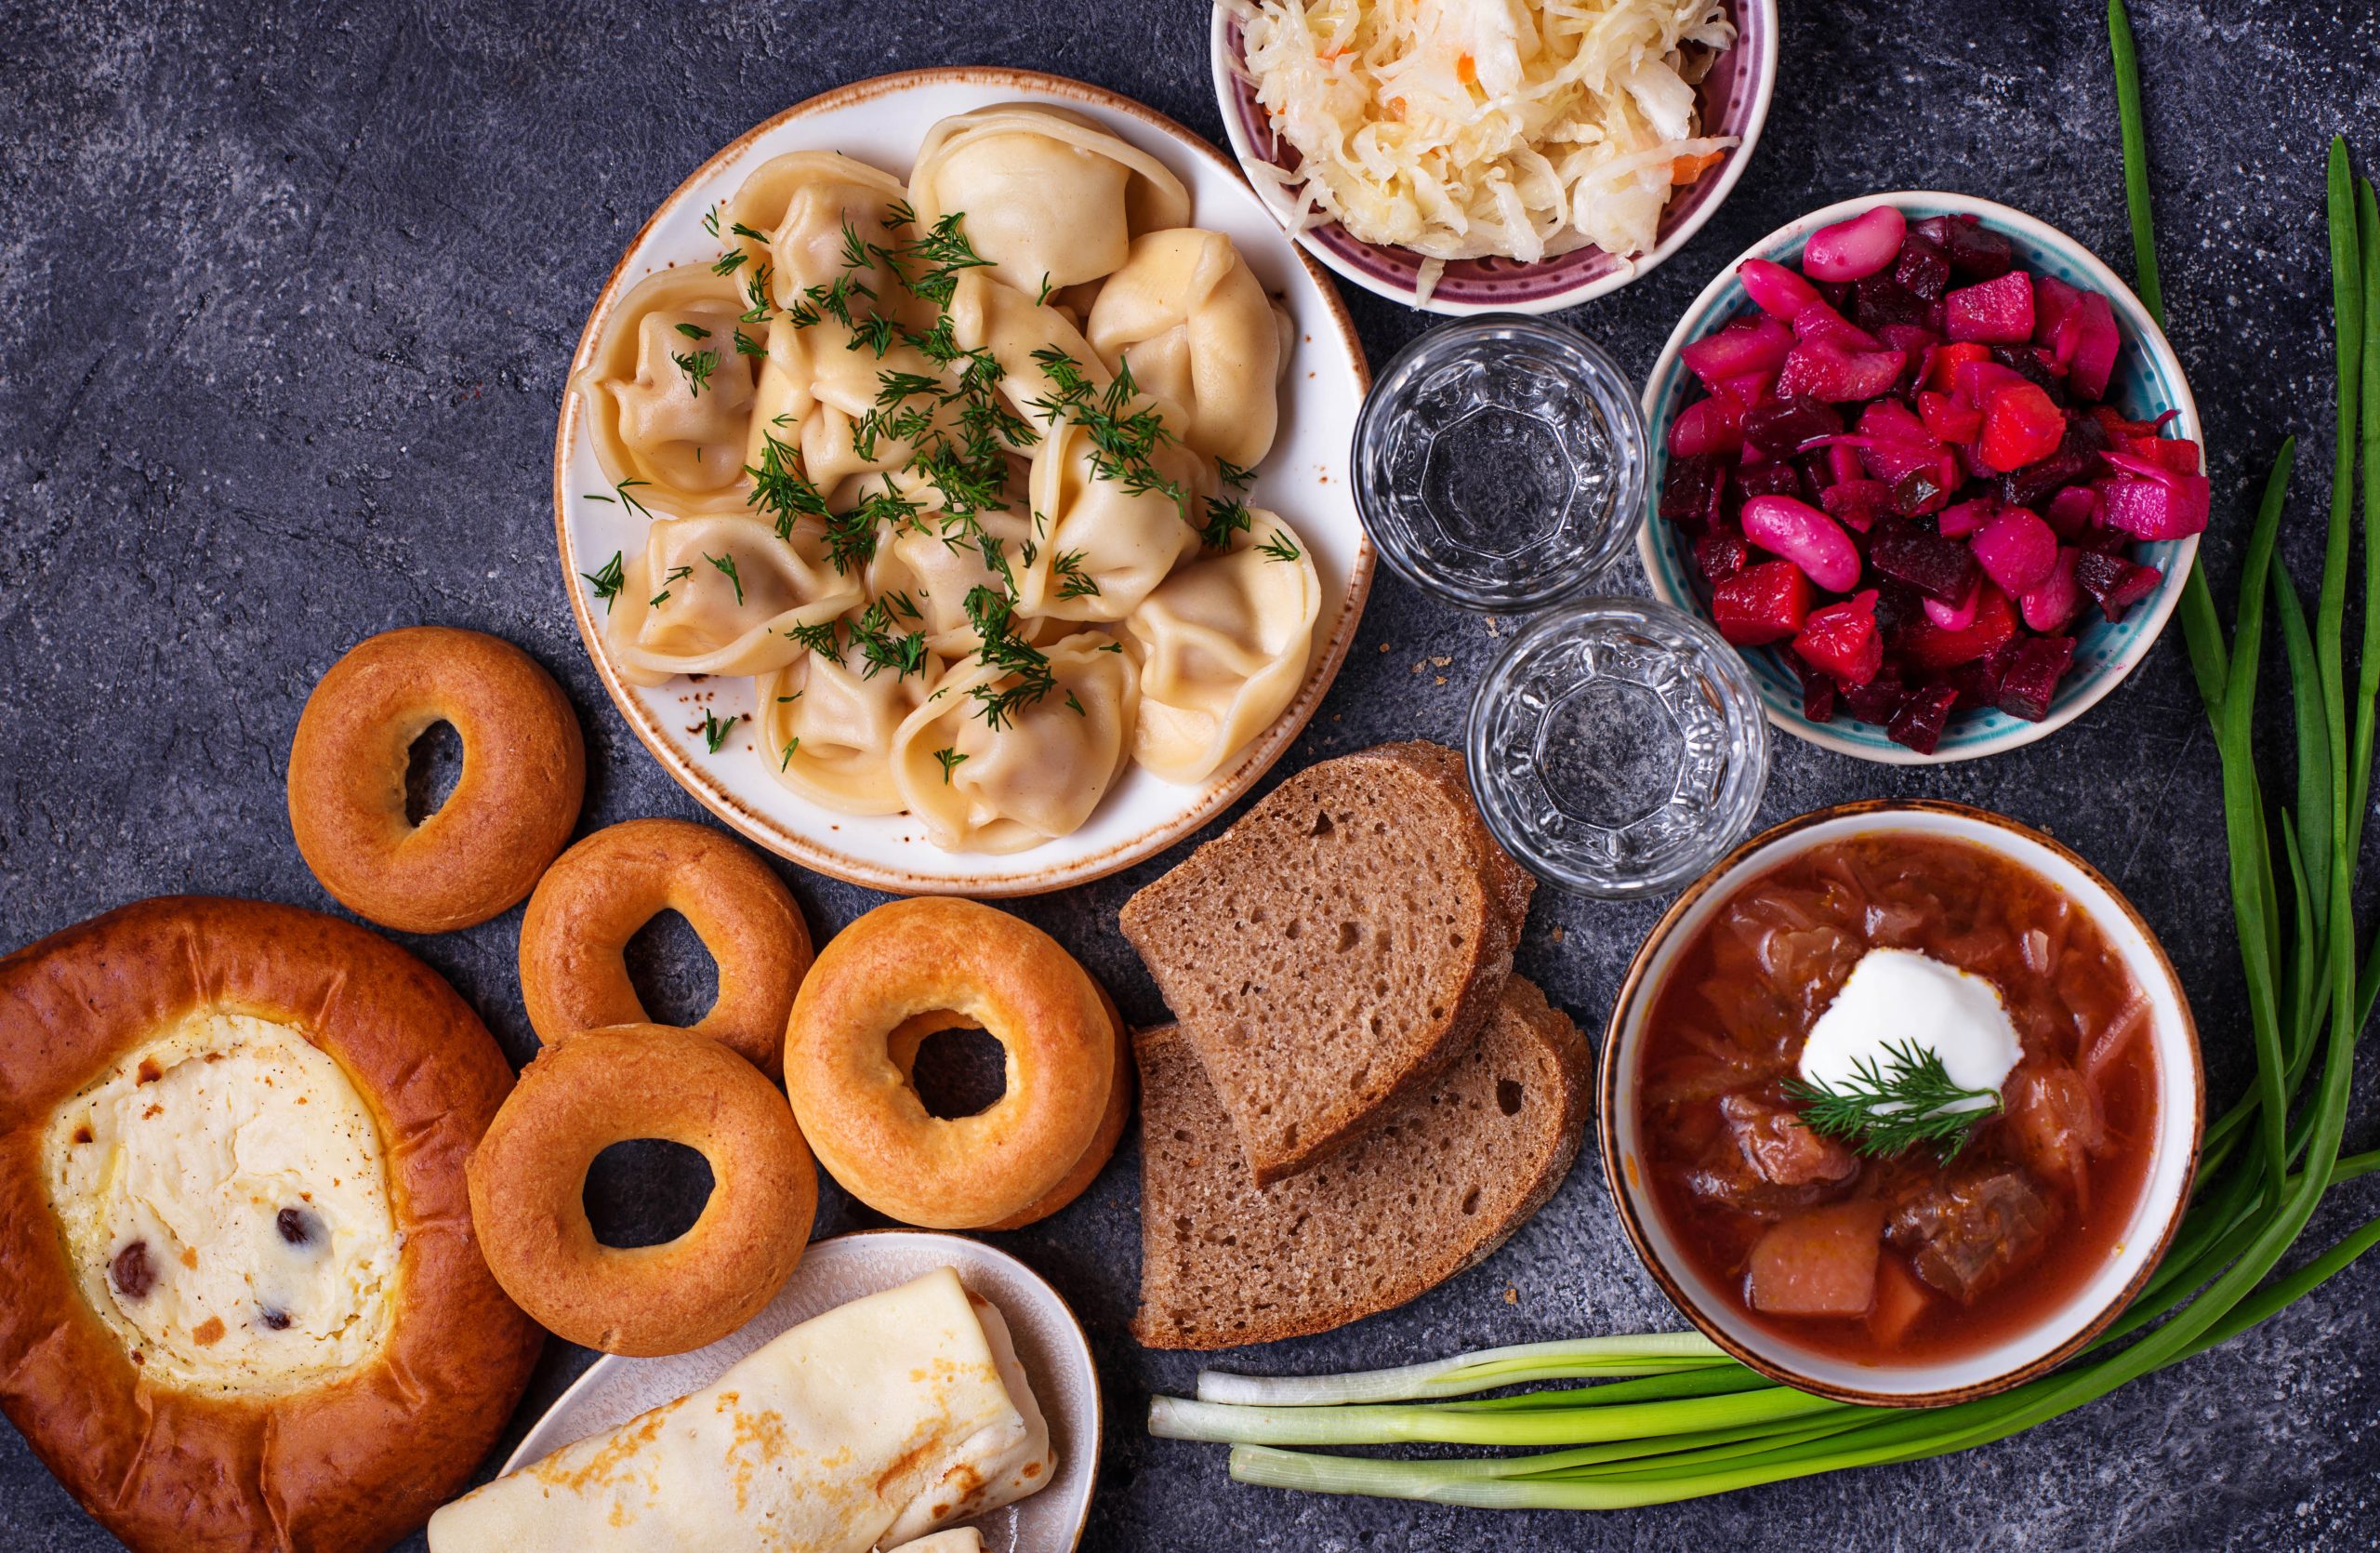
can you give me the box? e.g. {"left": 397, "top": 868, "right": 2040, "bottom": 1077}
{"left": 0, "top": 896, "right": 542, "bottom": 1553}
{"left": 288, "top": 627, "right": 585, "bottom": 934}
{"left": 785, "top": 898, "right": 1120, "bottom": 1229}
{"left": 467, "top": 1025, "right": 815, "bottom": 1357}
{"left": 517, "top": 818, "right": 811, "bottom": 1079}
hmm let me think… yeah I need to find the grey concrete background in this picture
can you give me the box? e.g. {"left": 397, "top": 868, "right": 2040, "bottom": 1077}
{"left": 4, "top": 0, "right": 2377, "bottom": 1547}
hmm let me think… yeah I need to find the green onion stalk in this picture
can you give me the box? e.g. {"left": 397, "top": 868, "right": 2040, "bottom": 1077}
{"left": 1146, "top": 1, "right": 2380, "bottom": 1509}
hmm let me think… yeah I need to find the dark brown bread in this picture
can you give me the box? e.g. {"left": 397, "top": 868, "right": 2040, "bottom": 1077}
{"left": 1117, "top": 741, "right": 1533, "bottom": 1184}
{"left": 1132, "top": 975, "right": 1592, "bottom": 1349}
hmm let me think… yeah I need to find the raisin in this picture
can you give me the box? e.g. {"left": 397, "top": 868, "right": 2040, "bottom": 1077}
{"left": 277, "top": 1207, "right": 322, "bottom": 1246}
{"left": 259, "top": 1307, "right": 293, "bottom": 1332}
{"left": 111, "top": 1241, "right": 155, "bottom": 1301}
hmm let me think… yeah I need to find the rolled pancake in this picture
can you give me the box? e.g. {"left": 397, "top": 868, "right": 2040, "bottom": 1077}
{"left": 428, "top": 1268, "right": 1054, "bottom": 1550}
{"left": 887, "top": 1533, "right": 985, "bottom": 1552}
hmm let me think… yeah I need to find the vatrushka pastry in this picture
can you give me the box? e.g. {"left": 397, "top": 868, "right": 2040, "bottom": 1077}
{"left": 0, "top": 896, "right": 540, "bottom": 1553}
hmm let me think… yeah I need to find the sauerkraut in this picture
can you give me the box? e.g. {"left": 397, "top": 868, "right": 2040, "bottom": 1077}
{"left": 1230, "top": 0, "right": 1739, "bottom": 300}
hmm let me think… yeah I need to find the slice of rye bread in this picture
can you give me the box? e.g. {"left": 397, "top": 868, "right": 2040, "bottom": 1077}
{"left": 1117, "top": 740, "right": 1533, "bottom": 1184}
{"left": 1132, "top": 975, "right": 1592, "bottom": 1349}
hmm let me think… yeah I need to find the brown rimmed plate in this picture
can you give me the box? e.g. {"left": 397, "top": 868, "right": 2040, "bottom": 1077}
{"left": 554, "top": 68, "right": 1373, "bottom": 896}
{"left": 1598, "top": 799, "right": 2203, "bottom": 1407}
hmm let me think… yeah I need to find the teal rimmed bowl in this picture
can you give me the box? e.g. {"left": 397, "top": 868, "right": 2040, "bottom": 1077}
{"left": 1637, "top": 192, "right": 2202, "bottom": 764}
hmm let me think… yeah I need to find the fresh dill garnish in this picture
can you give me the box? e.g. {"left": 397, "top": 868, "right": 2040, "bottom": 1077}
{"left": 703, "top": 205, "right": 721, "bottom": 238}
{"left": 776, "top": 691, "right": 801, "bottom": 703}
{"left": 1051, "top": 549, "right": 1101, "bottom": 601}
{"left": 741, "top": 265, "right": 775, "bottom": 323}
{"left": 1064, "top": 689, "right": 1086, "bottom": 717}
{"left": 733, "top": 328, "right": 767, "bottom": 357}
{"left": 879, "top": 211, "right": 993, "bottom": 308}
{"left": 701, "top": 710, "right": 739, "bottom": 753}
{"left": 730, "top": 220, "right": 770, "bottom": 244}
{"left": 674, "top": 322, "right": 712, "bottom": 340}
{"left": 1025, "top": 352, "right": 1188, "bottom": 517}
{"left": 672, "top": 347, "right": 719, "bottom": 397}
{"left": 850, "top": 600, "right": 931, "bottom": 681}
{"left": 709, "top": 249, "right": 748, "bottom": 277}
{"left": 879, "top": 589, "right": 922, "bottom": 621}
{"left": 1216, "top": 457, "right": 1257, "bottom": 490}
{"left": 1197, "top": 494, "right": 1254, "bottom": 551}
{"left": 783, "top": 619, "right": 846, "bottom": 664}
{"left": 704, "top": 550, "right": 744, "bottom": 605}
{"left": 779, "top": 737, "right": 800, "bottom": 770}
{"left": 586, "top": 477, "right": 655, "bottom": 520}
{"left": 1097, "top": 640, "right": 1124, "bottom": 653}
{"left": 934, "top": 747, "right": 967, "bottom": 783}
{"left": 1257, "top": 527, "right": 1303, "bottom": 564}
{"left": 1781, "top": 1040, "right": 2004, "bottom": 1161}
{"left": 1035, "top": 272, "right": 1056, "bottom": 307}
{"left": 648, "top": 564, "right": 694, "bottom": 607}
{"left": 580, "top": 550, "right": 625, "bottom": 612}
{"left": 745, "top": 431, "right": 832, "bottom": 542}
{"left": 962, "top": 584, "right": 1056, "bottom": 729}
{"left": 884, "top": 198, "right": 917, "bottom": 230}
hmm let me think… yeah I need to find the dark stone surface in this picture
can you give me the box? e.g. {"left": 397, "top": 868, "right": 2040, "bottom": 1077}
{"left": 4, "top": 1, "right": 2377, "bottom": 1548}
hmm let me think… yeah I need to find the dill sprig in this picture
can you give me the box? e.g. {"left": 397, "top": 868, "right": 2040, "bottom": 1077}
{"left": 1780, "top": 1040, "right": 2004, "bottom": 1161}
{"left": 1197, "top": 494, "right": 1254, "bottom": 551}
{"left": 1026, "top": 351, "right": 1188, "bottom": 518}
{"left": 704, "top": 550, "right": 744, "bottom": 605}
{"left": 1051, "top": 549, "right": 1101, "bottom": 601}
{"left": 876, "top": 211, "right": 994, "bottom": 308}
{"left": 672, "top": 346, "right": 719, "bottom": 397}
{"left": 585, "top": 476, "right": 655, "bottom": 520}
{"left": 783, "top": 619, "right": 846, "bottom": 665}
{"left": 745, "top": 431, "right": 832, "bottom": 543}
{"left": 1257, "top": 526, "right": 1303, "bottom": 564}
{"left": 850, "top": 600, "right": 931, "bottom": 681}
{"left": 934, "top": 747, "right": 968, "bottom": 783}
{"left": 962, "top": 584, "right": 1056, "bottom": 729}
{"left": 580, "top": 551, "right": 625, "bottom": 613}
{"left": 648, "top": 564, "right": 693, "bottom": 607}
{"left": 779, "top": 737, "right": 800, "bottom": 771}
{"left": 700, "top": 710, "right": 739, "bottom": 753}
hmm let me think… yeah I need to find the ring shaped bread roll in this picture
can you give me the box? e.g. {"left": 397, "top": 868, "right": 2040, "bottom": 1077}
{"left": 288, "top": 627, "right": 585, "bottom": 934}
{"left": 0, "top": 896, "right": 542, "bottom": 1553}
{"left": 785, "top": 898, "right": 1118, "bottom": 1228}
{"left": 466, "top": 1026, "right": 815, "bottom": 1357}
{"left": 518, "top": 818, "right": 811, "bottom": 1081}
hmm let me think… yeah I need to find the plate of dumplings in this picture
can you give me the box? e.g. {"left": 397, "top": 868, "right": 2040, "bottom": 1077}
{"left": 557, "top": 67, "right": 1374, "bottom": 895}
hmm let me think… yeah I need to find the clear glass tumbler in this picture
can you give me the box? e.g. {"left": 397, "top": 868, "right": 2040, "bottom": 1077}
{"left": 1352, "top": 315, "right": 1648, "bottom": 612}
{"left": 1467, "top": 598, "right": 1769, "bottom": 898}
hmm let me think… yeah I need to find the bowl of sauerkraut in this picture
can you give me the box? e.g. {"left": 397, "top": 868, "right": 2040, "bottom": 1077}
{"left": 1212, "top": 0, "right": 1776, "bottom": 314}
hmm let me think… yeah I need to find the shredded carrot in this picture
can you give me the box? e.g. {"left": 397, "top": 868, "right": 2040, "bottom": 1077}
{"left": 1456, "top": 52, "right": 1476, "bottom": 86}
{"left": 1385, "top": 96, "right": 1407, "bottom": 121}
{"left": 1672, "top": 149, "right": 1726, "bottom": 185}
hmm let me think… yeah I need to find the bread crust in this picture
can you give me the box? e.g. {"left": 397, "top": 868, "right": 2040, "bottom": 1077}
{"left": 287, "top": 627, "right": 585, "bottom": 934}
{"left": 1118, "top": 740, "right": 1534, "bottom": 1184}
{"left": 784, "top": 898, "right": 1117, "bottom": 1228}
{"left": 0, "top": 896, "right": 543, "bottom": 1553}
{"left": 1131, "top": 975, "right": 1592, "bottom": 1349}
{"left": 467, "top": 1025, "right": 815, "bottom": 1356}
{"left": 518, "top": 818, "right": 812, "bottom": 1080}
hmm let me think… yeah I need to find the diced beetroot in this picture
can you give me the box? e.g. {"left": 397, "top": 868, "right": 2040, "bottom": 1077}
{"left": 1712, "top": 559, "right": 1814, "bottom": 646}
{"left": 2078, "top": 522, "right": 2136, "bottom": 557}
{"left": 1717, "top": 368, "right": 1778, "bottom": 405}
{"left": 1925, "top": 340, "right": 1993, "bottom": 392}
{"left": 2073, "top": 551, "right": 2164, "bottom": 619}
{"left": 1996, "top": 634, "right": 2078, "bottom": 721}
{"left": 2043, "top": 484, "right": 2099, "bottom": 539}
{"left": 2032, "top": 272, "right": 2084, "bottom": 352}
{"left": 1843, "top": 671, "right": 1910, "bottom": 724}
{"left": 1793, "top": 589, "right": 1884, "bottom": 687}
{"left": 1971, "top": 507, "right": 2058, "bottom": 593}
{"left": 1825, "top": 443, "right": 1867, "bottom": 487}
{"left": 2130, "top": 437, "right": 2202, "bottom": 474}
{"left": 1668, "top": 394, "right": 1745, "bottom": 458}
{"left": 1946, "top": 272, "right": 2037, "bottom": 345}
{"left": 1855, "top": 274, "right": 1931, "bottom": 334}
{"left": 1792, "top": 301, "right": 1884, "bottom": 352}
{"left": 1777, "top": 339, "right": 1907, "bottom": 403}
{"left": 1742, "top": 395, "right": 1844, "bottom": 456}
{"left": 1694, "top": 526, "right": 1752, "bottom": 585}
{"left": 1951, "top": 356, "right": 2036, "bottom": 405}
{"left": 1870, "top": 524, "right": 1979, "bottom": 603}
{"left": 1890, "top": 465, "right": 1955, "bottom": 517}
{"left": 1821, "top": 478, "right": 1893, "bottom": 533}
{"left": 1793, "top": 654, "right": 1839, "bottom": 723}
{"left": 2002, "top": 414, "right": 2110, "bottom": 508}
{"left": 1935, "top": 215, "right": 2016, "bottom": 281}
{"left": 1887, "top": 683, "right": 1963, "bottom": 754}
{"left": 1683, "top": 315, "right": 1793, "bottom": 392}
{"left": 1990, "top": 343, "right": 2069, "bottom": 405}
{"left": 1738, "top": 258, "right": 1824, "bottom": 319}
{"left": 1738, "top": 460, "right": 1802, "bottom": 498}
{"left": 1979, "top": 382, "right": 2067, "bottom": 472}
{"left": 1922, "top": 580, "right": 1979, "bottom": 630}
{"left": 1748, "top": 1202, "right": 1885, "bottom": 1317}
{"left": 1877, "top": 323, "right": 1940, "bottom": 359}
{"left": 1902, "top": 584, "right": 2017, "bottom": 669}
{"left": 1937, "top": 495, "right": 1998, "bottom": 538}
{"left": 1894, "top": 232, "right": 1952, "bottom": 300}
{"left": 1939, "top": 650, "right": 2010, "bottom": 710}
{"left": 1919, "top": 389, "right": 1983, "bottom": 444}
{"left": 2020, "top": 546, "right": 2084, "bottom": 632}
{"left": 2097, "top": 472, "right": 2211, "bottom": 539}
{"left": 2069, "top": 292, "right": 2121, "bottom": 401}
{"left": 1741, "top": 495, "right": 1864, "bottom": 591}
{"left": 1660, "top": 452, "right": 1726, "bottom": 524}
{"left": 1804, "top": 206, "right": 1908, "bottom": 283}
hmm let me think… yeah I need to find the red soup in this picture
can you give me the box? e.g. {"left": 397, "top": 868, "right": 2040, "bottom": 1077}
{"left": 1635, "top": 834, "right": 2159, "bottom": 1364}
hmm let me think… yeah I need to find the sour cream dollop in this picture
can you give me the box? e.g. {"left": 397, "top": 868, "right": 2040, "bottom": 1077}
{"left": 1799, "top": 948, "right": 2020, "bottom": 1108}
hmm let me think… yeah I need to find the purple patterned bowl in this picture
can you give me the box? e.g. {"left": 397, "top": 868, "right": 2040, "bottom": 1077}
{"left": 1208, "top": 0, "right": 1778, "bottom": 316}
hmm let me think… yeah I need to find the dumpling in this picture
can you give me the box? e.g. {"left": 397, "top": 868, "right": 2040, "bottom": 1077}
{"left": 717, "top": 150, "right": 908, "bottom": 311}
{"left": 795, "top": 331, "right": 964, "bottom": 498}
{"left": 889, "top": 631, "right": 1139, "bottom": 853}
{"left": 604, "top": 515, "right": 864, "bottom": 685}
{"left": 948, "top": 270, "right": 1111, "bottom": 437}
{"left": 759, "top": 634, "right": 943, "bottom": 815}
{"left": 866, "top": 470, "right": 1041, "bottom": 657}
{"left": 1015, "top": 420, "right": 1210, "bottom": 623}
{"left": 1088, "top": 230, "right": 1283, "bottom": 470}
{"left": 575, "top": 268, "right": 760, "bottom": 517}
{"left": 1125, "top": 511, "right": 1320, "bottom": 783}
{"left": 909, "top": 105, "right": 1192, "bottom": 294}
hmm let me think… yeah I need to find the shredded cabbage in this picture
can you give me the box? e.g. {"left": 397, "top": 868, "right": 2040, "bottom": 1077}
{"left": 1230, "top": 0, "right": 1738, "bottom": 295}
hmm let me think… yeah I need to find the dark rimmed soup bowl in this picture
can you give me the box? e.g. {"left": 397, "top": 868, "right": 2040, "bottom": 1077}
{"left": 1601, "top": 799, "right": 2202, "bottom": 1406}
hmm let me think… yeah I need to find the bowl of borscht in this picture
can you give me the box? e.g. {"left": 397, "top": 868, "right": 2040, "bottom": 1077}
{"left": 1601, "top": 800, "right": 2202, "bottom": 1406}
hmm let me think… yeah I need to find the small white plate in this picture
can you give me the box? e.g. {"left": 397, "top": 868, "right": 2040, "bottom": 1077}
{"left": 501, "top": 1231, "right": 1102, "bottom": 1551}
{"left": 554, "top": 68, "right": 1374, "bottom": 896}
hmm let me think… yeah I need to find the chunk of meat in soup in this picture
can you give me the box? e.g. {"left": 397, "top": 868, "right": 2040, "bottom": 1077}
{"left": 1888, "top": 1167, "right": 2058, "bottom": 1302}
{"left": 1724, "top": 1094, "right": 1858, "bottom": 1187}
{"left": 2005, "top": 1063, "right": 2105, "bottom": 1200}
{"left": 1749, "top": 1201, "right": 1885, "bottom": 1316}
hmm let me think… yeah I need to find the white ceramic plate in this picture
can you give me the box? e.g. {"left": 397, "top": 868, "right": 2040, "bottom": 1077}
{"left": 554, "top": 69, "right": 1373, "bottom": 896}
{"left": 500, "top": 1231, "right": 1102, "bottom": 1551}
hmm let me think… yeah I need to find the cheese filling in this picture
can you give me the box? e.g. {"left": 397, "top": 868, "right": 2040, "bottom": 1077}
{"left": 41, "top": 1010, "right": 400, "bottom": 1394}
